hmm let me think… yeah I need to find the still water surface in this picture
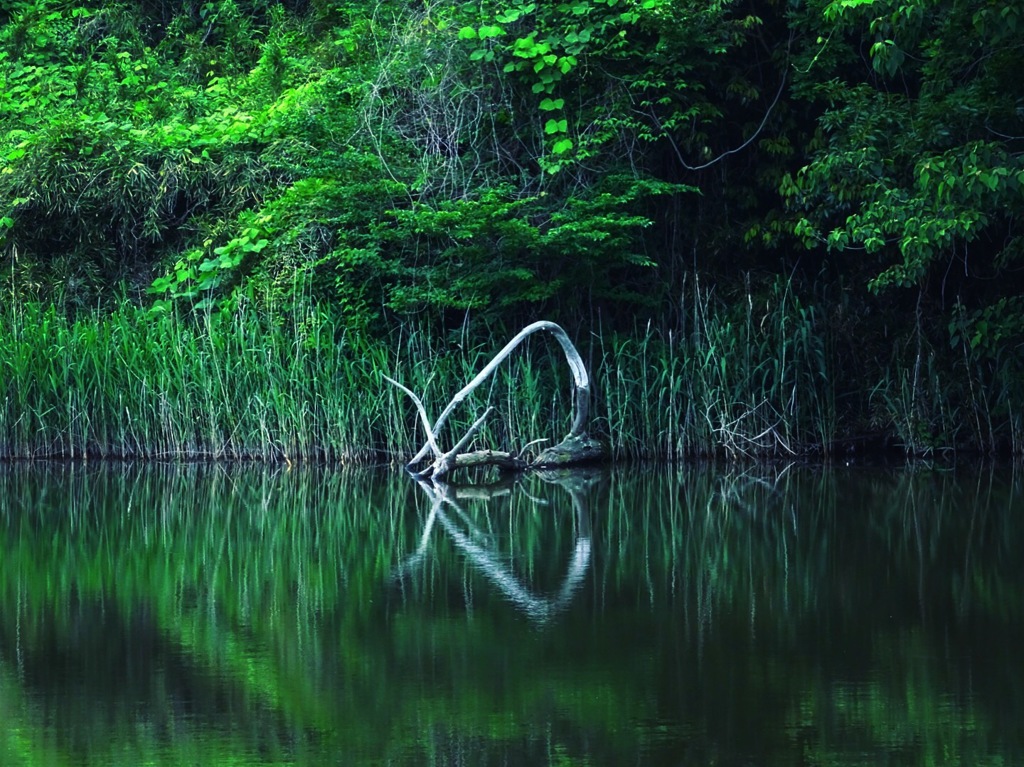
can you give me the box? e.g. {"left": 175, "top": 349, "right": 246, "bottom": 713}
{"left": 0, "top": 462, "right": 1021, "bottom": 766}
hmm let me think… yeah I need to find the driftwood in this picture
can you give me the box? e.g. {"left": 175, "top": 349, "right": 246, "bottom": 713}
{"left": 386, "top": 321, "right": 606, "bottom": 480}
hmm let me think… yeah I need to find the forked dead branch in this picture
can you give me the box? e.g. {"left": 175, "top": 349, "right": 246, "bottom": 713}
{"left": 385, "top": 321, "right": 606, "bottom": 480}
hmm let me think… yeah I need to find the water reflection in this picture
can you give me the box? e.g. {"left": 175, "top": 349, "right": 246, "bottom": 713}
{"left": 396, "top": 471, "right": 595, "bottom": 625}
{"left": 0, "top": 462, "right": 1021, "bottom": 765}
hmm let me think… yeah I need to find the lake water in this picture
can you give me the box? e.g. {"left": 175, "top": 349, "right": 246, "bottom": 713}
{"left": 0, "top": 462, "right": 1021, "bottom": 766}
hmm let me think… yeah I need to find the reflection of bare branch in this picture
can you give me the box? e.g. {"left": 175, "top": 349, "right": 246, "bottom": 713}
{"left": 396, "top": 476, "right": 595, "bottom": 626}
{"left": 391, "top": 504, "right": 438, "bottom": 581}
{"left": 435, "top": 505, "right": 590, "bottom": 625}
{"left": 714, "top": 462, "right": 797, "bottom": 517}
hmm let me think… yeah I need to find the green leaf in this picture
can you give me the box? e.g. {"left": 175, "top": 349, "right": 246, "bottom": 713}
{"left": 149, "top": 276, "right": 172, "bottom": 293}
{"left": 457, "top": 26, "right": 478, "bottom": 39}
{"left": 538, "top": 97, "right": 565, "bottom": 111}
{"left": 552, "top": 138, "right": 574, "bottom": 154}
{"left": 478, "top": 24, "right": 505, "bottom": 39}
{"left": 544, "top": 118, "right": 568, "bottom": 134}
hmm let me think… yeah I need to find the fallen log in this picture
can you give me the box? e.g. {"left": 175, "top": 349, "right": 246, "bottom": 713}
{"left": 385, "top": 321, "right": 607, "bottom": 480}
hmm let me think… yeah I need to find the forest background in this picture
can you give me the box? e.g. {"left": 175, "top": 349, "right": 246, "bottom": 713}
{"left": 1, "top": 0, "right": 1022, "bottom": 461}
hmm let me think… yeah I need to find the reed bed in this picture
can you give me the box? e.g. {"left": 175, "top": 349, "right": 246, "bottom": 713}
{"left": 0, "top": 302, "right": 459, "bottom": 462}
{"left": 2, "top": 277, "right": 1016, "bottom": 461}
{"left": 599, "top": 275, "right": 837, "bottom": 459}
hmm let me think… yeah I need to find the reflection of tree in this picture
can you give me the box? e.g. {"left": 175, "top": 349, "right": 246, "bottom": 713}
{"left": 395, "top": 472, "right": 598, "bottom": 626}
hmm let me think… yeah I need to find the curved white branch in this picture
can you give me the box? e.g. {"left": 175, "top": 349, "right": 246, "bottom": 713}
{"left": 407, "top": 321, "right": 591, "bottom": 469}
{"left": 429, "top": 406, "right": 495, "bottom": 479}
{"left": 382, "top": 374, "right": 443, "bottom": 460}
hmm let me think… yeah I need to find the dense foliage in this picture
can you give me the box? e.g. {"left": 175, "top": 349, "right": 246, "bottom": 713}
{"left": 1, "top": 0, "right": 1021, "bottom": 455}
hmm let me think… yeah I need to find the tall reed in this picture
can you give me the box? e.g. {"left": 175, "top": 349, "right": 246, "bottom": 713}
{"left": 0, "top": 302, "right": 576, "bottom": 462}
{"left": 5, "top": 272, "right": 1015, "bottom": 461}
{"left": 595, "top": 274, "right": 837, "bottom": 459}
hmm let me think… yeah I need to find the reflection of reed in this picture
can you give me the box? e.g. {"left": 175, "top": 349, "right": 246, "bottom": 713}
{"left": 395, "top": 474, "right": 597, "bottom": 625}
{"left": 1, "top": 463, "right": 1023, "bottom": 766}
{"left": 3, "top": 462, "right": 1021, "bottom": 634}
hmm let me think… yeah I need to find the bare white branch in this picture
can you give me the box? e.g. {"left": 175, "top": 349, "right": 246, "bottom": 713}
{"left": 407, "top": 321, "right": 591, "bottom": 469}
{"left": 382, "top": 374, "right": 443, "bottom": 460}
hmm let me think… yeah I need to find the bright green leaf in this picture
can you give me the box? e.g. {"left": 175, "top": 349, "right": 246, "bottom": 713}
{"left": 538, "top": 97, "right": 565, "bottom": 111}
{"left": 544, "top": 118, "right": 568, "bottom": 134}
{"left": 478, "top": 24, "right": 505, "bottom": 39}
{"left": 552, "top": 138, "right": 574, "bottom": 154}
